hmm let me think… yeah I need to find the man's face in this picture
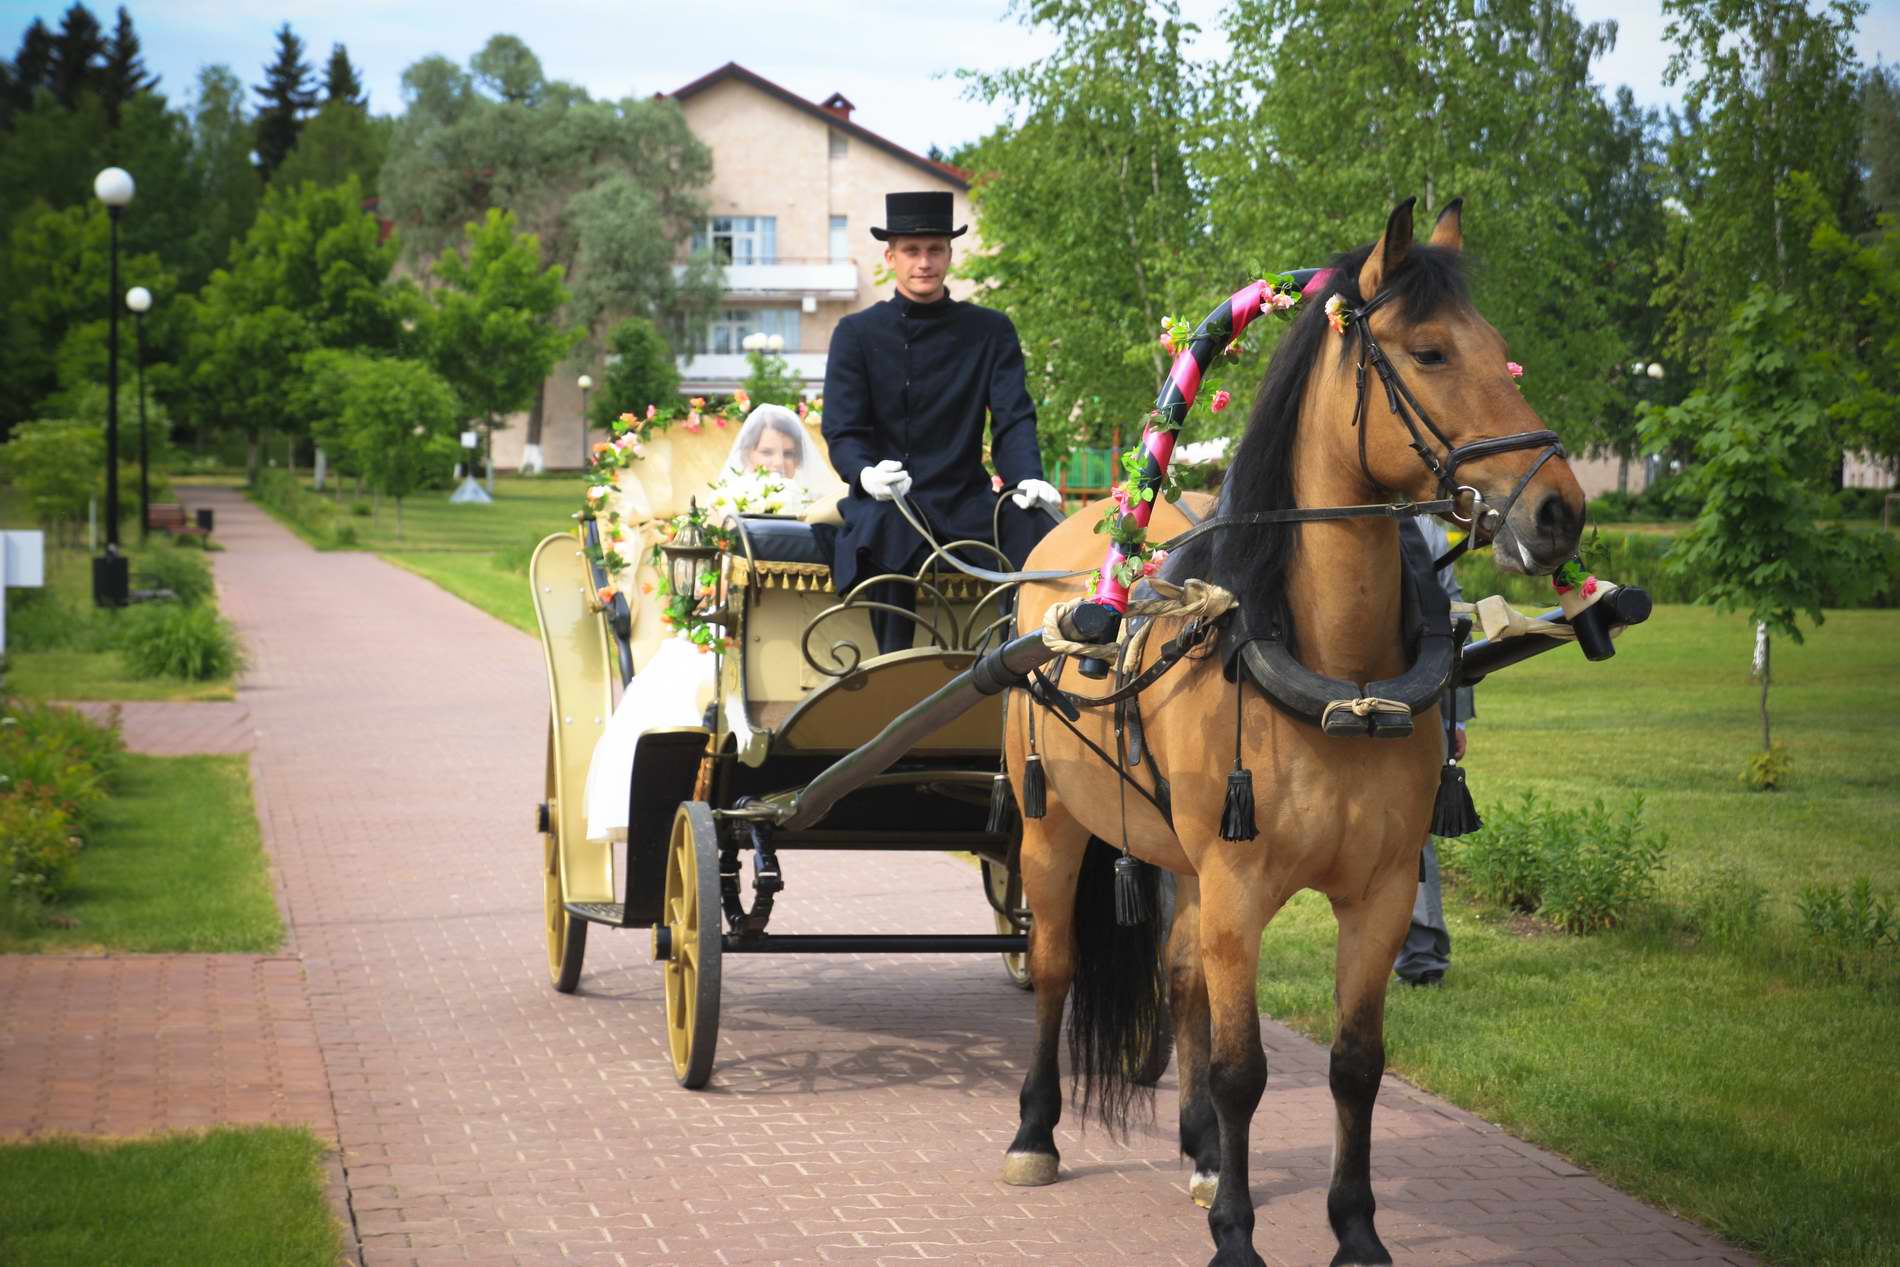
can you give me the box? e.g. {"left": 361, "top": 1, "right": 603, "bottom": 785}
{"left": 885, "top": 235, "right": 951, "bottom": 303}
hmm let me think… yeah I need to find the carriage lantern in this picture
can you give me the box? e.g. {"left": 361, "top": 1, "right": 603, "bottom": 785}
{"left": 659, "top": 497, "right": 726, "bottom": 622}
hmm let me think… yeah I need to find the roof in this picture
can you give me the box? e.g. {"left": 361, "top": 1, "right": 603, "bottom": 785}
{"left": 667, "top": 62, "right": 970, "bottom": 190}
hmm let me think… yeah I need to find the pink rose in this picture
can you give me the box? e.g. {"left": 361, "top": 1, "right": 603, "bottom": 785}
{"left": 1507, "top": 361, "right": 1524, "bottom": 379}
{"left": 1211, "top": 390, "right": 1232, "bottom": 413}
{"left": 991, "top": 474, "right": 1004, "bottom": 492}
{"left": 1582, "top": 577, "right": 1598, "bottom": 597}
{"left": 1141, "top": 549, "right": 1169, "bottom": 577}
{"left": 645, "top": 404, "right": 657, "bottom": 420}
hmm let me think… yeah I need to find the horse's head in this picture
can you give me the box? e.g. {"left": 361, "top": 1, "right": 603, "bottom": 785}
{"left": 1312, "top": 198, "right": 1585, "bottom": 574}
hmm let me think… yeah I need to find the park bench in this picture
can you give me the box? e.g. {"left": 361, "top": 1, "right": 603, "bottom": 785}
{"left": 146, "top": 503, "right": 210, "bottom": 544}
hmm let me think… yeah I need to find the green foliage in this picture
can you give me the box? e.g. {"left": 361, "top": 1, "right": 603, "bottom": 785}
{"left": 1440, "top": 792, "right": 1669, "bottom": 933}
{"left": 1792, "top": 172, "right": 1900, "bottom": 476}
{"left": 253, "top": 23, "right": 318, "bottom": 180}
{"left": 589, "top": 317, "right": 679, "bottom": 427}
{"left": 742, "top": 347, "right": 802, "bottom": 408}
{"left": 135, "top": 547, "right": 213, "bottom": 606}
{"left": 119, "top": 604, "right": 244, "bottom": 682}
{"left": 272, "top": 99, "right": 391, "bottom": 196}
{"left": 1639, "top": 287, "right": 1890, "bottom": 643}
{"left": 1741, "top": 739, "right": 1792, "bottom": 791}
{"left": 0, "top": 697, "right": 123, "bottom": 907}
{"left": 1683, "top": 872, "right": 1770, "bottom": 950}
{"left": 429, "top": 208, "right": 575, "bottom": 428}
{"left": 0, "top": 419, "right": 103, "bottom": 533}
{"left": 1797, "top": 877, "right": 1898, "bottom": 956}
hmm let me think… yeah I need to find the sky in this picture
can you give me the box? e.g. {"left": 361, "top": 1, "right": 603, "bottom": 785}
{"left": 4, "top": 0, "right": 1899, "bottom": 158}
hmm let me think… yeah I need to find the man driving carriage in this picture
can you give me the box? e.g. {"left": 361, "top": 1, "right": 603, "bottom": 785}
{"left": 821, "top": 190, "right": 1062, "bottom": 654}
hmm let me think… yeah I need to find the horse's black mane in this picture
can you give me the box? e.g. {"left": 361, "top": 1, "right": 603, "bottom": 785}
{"left": 1171, "top": 239, "right": 1470, "bottom": 628}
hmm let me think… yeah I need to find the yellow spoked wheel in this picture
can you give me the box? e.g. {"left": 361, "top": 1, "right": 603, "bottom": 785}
{"left": 661, "top": 801, "right": 722, "bottom": 1089}
{"left": 543, "top": 724, "right": 587, "bottom": 993}
{"left": 983, "top": 857, "right": 1032, "bottom": 990}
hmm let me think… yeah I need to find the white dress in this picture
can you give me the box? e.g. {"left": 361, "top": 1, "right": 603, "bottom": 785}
{"left": 582, "top": 636, "right": 717, "bottom": 843}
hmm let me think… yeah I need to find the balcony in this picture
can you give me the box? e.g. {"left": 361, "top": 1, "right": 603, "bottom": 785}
{"left": 677, "top": 352, "right": 829, "bottom": 394}
{"left": 676, "top": 258, "right": 859, "bottom": 301}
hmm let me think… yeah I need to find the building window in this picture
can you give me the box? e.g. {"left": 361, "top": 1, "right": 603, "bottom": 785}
{"left": 829, "top": 130, "right": 848, "bottom": 159}
{"left": 829, "top": 215, "right": 848, "bottom": 263}
{"left": 697, "top": 306, "right": 801, "bottom": 355}
{"left": 690, "top": 215, "right": 777, "bottom": 265}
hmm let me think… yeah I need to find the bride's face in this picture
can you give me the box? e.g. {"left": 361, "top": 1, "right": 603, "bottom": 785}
{"left": 748, "top": 427, "right": 800, "bottom": 478}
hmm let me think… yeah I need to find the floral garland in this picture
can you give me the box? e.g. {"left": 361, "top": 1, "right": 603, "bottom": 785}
{"left": 1095, "top": 275, "right": 1305, "bottom": 588}
{"left": 646, "top": 502, "right": 737, "bottom": 653}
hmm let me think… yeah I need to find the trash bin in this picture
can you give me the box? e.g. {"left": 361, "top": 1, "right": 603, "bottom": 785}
{"left": 196, "top": 507, "right": 215, "bottom": 534}
{"left": 92, "top": 552, "right": 129, "bottom": 607}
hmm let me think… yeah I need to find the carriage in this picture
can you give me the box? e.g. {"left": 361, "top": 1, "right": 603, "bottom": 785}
{"left": 529, "top": 414, "right": 1064, "bottom": 1087}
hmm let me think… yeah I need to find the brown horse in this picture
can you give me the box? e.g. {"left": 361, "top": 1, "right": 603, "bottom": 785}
{"left": 1000, "top": 200, "right": 1585, "bottom": 1267}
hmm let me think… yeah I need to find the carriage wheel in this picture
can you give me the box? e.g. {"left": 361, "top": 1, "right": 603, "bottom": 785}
{"left": 544, "top": 724, "right": 587, "bottom": 992}
{"left": 661, "top": 801, "right": 723, "bottom": 1089}
{"left": 982, "top": 857, "right": 1032, "bottom": 990}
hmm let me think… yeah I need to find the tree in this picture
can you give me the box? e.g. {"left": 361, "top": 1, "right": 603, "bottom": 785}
{"left": 0, "top": 419, "right": 105, "bottom": 543}
{"left": 0, "top": 20, "right": 57, "bottom": 128}
{"left": 334, "top": 355, "right": 461, "bottom": 538}
{"left": 322, "top": 43, "right": 365, "bottom": 109}
{"left": 48, "top": 2, "right": 104, "bottom": 109}
{"left": 588, "top": 317, "right": 679, "bottom": 428}
{"left": 1861, "top": 64, "right": 1900, "bottom": 223}
{"left": 959, "top": 0, "right": 1210, "bottom": 453}
{"left": 253, "top": 22, "right": 317, "bottom": 180}
{"left": 97, "top": 5, "right": 156, "bottom": 127}
{"left": 428, "top": 208, "right": 575, "bottom": 482}
{"left": 742, "top": 343, "right": 802, "bottom": 408}
{"left": 1208, "top": 0, "right": 1630, "bottom": 443}
{"left": 380, "top": 35, "right": 715, "bottom": 465}
{"left": 1791, "top": 172, "right": 1900, "bottom": 477}
{"left": 1655, "top": 0, "right": 1866, "bottom": 371}
{"left": 1638, "top": 287, "right": 1887, "bottom": 777}
{"left": 274, "top": 101, "right": 392, "bottom": 196}
{"left": 183, "top": 65, "right": 260, "bottom": 287}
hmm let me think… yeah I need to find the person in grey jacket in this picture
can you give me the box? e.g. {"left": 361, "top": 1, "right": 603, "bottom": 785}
{"left": 1396, "top": 515, "right": 1471, "bottom": 986}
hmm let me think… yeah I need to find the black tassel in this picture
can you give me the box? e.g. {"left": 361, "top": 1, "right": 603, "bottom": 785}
{"left": 1221, "top": 768, "right": 1258, "bottom": 841}
{"left": 1430, "top": 763, "right": 1482, "bottom": 838}
{"left": 1021, "top": 754, "right": 1046, "bottom": 819}
{"left": 1113, "top": 853, "right": 1146, "bottom": 926}
{"left": 987, "top": 773, "right": 1012, "bottom": 834}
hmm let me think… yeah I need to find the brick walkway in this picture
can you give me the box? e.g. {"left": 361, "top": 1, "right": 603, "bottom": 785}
{"left": 60, "top": 699, "right": 255, "bottom": 755}
{"left": 91, "top": 487, "right": 1767, "bottom": 1265}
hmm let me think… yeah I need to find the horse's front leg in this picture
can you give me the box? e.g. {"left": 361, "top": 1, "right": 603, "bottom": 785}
{"left": 1323, "top": 868, "right": 1417, "bottom": 1267}
{"left": 1197, "top": 864, "right": 1273, "bottom": 1267}
{"left": 1167, "top": 874, "right": 1222, "bottom": 1209}
{"left": 1001, "top": 797, "right": 1091, "bottom": 1188}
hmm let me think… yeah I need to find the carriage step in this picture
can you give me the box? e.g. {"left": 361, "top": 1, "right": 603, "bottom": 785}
{"left": 565, "top": 901, "right": 627, "bottom": 926}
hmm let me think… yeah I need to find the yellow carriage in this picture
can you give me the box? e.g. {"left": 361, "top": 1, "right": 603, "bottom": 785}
{"left": 528, "top": 416, "right": 1034, "bottom": 1088}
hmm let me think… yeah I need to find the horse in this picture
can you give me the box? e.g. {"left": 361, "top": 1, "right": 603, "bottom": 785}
{"left": 1000, "top": 198, "right": 1586, "bottom": 1267}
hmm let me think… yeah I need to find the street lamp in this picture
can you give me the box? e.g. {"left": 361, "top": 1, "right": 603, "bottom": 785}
{"left": 577, "top": 373, "right": 594, "bottom": 468}
{"left": 126, "top": 286, "right": 152, "bottom": 544}
{"left": 93, "top": 166, "right": 134, "bottom": 607}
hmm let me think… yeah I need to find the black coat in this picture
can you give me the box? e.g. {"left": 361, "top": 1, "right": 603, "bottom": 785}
{"left": 821, "top": 289, "right": 1051, "bottom": 592}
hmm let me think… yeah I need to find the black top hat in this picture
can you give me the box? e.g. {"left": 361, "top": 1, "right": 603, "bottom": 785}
{"left": 869, "top": 190, "right": 967, "bottom": 241}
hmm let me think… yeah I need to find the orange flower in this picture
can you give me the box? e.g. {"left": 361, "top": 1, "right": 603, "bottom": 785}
{"left": 592, "top": 441, "right": 612, "bottom": 455}
{"left": 689, "top": 396, "right": 706, "bottom": 409}
{"left": 595, "top": 586, "right": 615, "bottom": 606}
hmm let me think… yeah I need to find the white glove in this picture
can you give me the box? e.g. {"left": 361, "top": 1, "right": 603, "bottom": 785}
{"left": 1011, "top": 477, "right": 1062, "bottom": 513}
{"left": 860, "top": 460, "right": 913, "bottom": 502}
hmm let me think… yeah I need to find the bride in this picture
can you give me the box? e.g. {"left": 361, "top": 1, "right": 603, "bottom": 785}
{"left": 582, "top": 404, "right": 833, "bottom": 843}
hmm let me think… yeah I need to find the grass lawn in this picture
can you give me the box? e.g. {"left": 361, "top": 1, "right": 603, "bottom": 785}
{"left": 1256, "top": 602, "right": 1900, "bottom": 1267}
{"left": 384, "top": 548, "right": 538, "bottom": 634}
{"left": 0, "top": 1126, "right": 341, "bottom": 1267}
{"left": 0, "top": 754, "right": 283, "bottom": 954}
{"left": 0, "top": 497, "right": 239, "bottom": 702}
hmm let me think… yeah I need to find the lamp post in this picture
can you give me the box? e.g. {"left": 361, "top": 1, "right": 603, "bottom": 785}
{"left": 93, "top": 166, "right": 134, "bottom": 607}
{"left": 577, "top": 373, "right": 593, "bottom": 468}
{"left": 126, "top": 286, "right": 152, "bottom": 544}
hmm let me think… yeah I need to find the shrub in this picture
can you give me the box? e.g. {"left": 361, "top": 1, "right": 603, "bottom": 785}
{"left": 0, "top": 792, "right": 82, "bottom": 907}
{"left": 119, "top": 604, "right": 244, "bottom": 681}
{"left": 1797, "top": 878, "right": 1897, "bottom": 955}
{"left": 1684, "top": 873, "right": 1770, "bottom": 950}
{"left": 1741, "top": 740, "right": 1792, "bottom": 791}
{"left": 3, "top": 699, "right": 124, "bottom": 784}
{"left": 135, "top": 547, "right": 214, "bottom": 607}
{"left": 1441, "top": 791, "right": 1668, "bottom": 933}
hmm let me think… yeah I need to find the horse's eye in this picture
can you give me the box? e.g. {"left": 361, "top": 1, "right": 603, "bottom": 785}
{"left": 1413, "top": 349, "right": 1447, "bottom": 366}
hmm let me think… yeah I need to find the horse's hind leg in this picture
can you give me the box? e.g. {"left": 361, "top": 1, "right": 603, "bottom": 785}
{"left": 1000, "top": 796, "right": 1091, "bottom": 1187}
{"left": 1168, "top": 875, "right": 1221, "bottom": 1209}
{"left": 1323, "top": 872, "right": 1417, "bottom": 1267}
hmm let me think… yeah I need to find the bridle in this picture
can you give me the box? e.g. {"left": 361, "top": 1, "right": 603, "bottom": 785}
{"left": 1346, "top": 286, "right": 1565, "bottom": 562}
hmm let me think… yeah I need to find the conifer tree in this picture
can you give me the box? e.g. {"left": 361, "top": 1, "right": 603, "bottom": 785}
{"left": 98, "top": 6, "right": 157, "bottom": 127}
{"left": 48, "top": 3, "right": 104, "bottom": 109}
{"left": 0, "top": 20, "right": 57, "bottom": 127}
{"left": 323, "top": 42, "right": 365, "bottom": 109}
{"left": 253, "top": 22, "right": 317, "bottom": 180}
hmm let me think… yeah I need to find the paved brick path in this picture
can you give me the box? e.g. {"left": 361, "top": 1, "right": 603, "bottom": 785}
{"left": 142, "top": 488, "right": 1766, "bottom": 1264}
{"left": 60, "top": 699, "right": 255, "bottom": 755}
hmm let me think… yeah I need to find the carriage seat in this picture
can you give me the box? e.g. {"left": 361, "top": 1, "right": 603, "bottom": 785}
{"left": 735, "top": 515, "right": 830, "bottom": 567}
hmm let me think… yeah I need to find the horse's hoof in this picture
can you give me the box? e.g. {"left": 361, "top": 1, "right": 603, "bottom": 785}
{"left": 1002, "top": 1151, "right": 1060, "bottom": 1186}
{"left": 1190, "top": 1170, "right": 1220, "bottom": 1208}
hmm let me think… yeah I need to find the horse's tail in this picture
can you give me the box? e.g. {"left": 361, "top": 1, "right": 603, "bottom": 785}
{"left": 1068, "top": 837, "right": 1168, "bottom": 1137}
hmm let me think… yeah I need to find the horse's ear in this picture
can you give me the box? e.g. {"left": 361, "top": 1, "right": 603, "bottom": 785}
{"left": 1357, "top": 197, "right": 1417, "bottom": 300}
{"left": 1429, "top": 198, "right": 1464, "bottom": 252}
